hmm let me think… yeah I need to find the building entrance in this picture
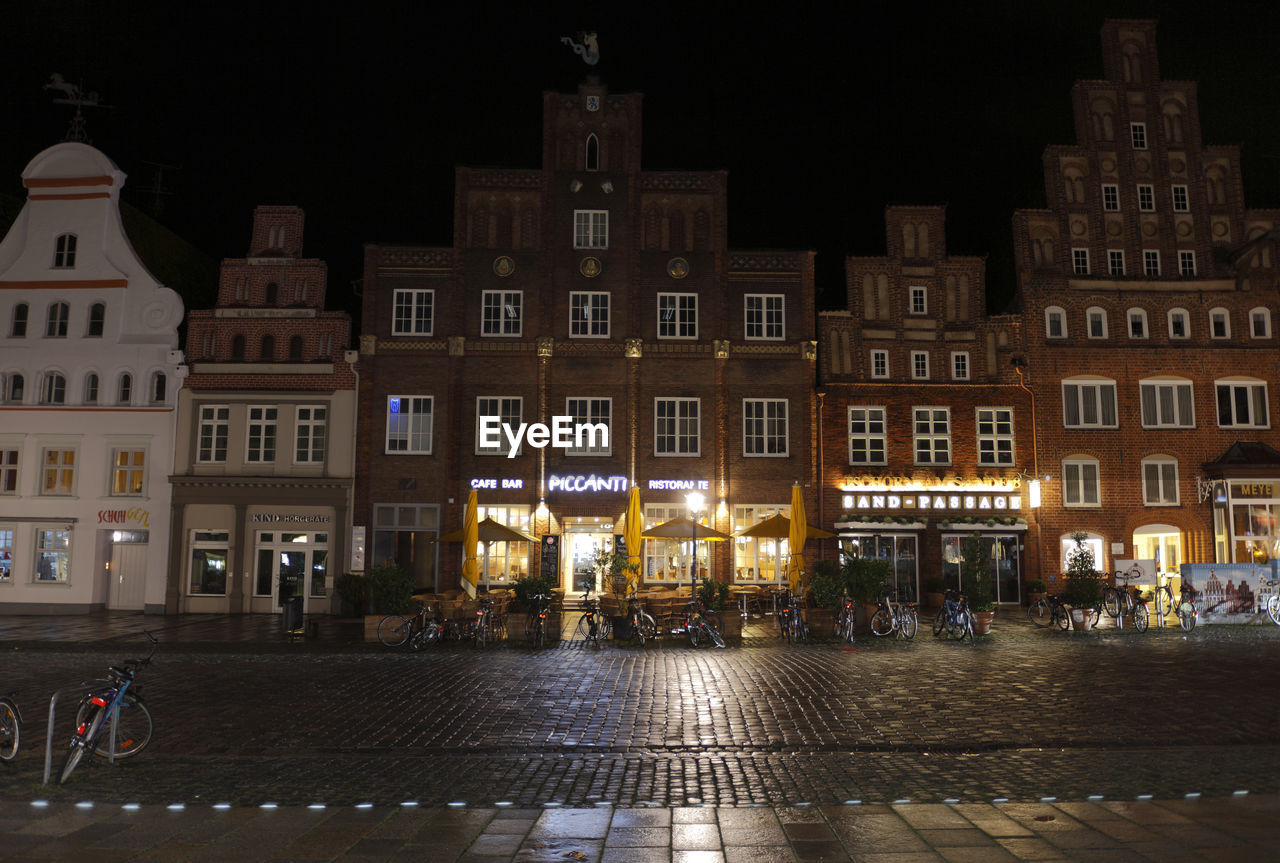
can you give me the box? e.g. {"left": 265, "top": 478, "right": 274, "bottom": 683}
{"left": 564, "top": 530, "right": 615, "bottom": 596}
{"left": 254, "top": 531, "right": 329, "bottom": 614}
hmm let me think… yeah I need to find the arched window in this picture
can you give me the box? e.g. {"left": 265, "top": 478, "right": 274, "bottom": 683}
{"left": 1126, "top": 308, "right": 1148, "bottom": 339}
{"left": 53, "top": 233, "right": 77, "bottom": 268}
{"left": 1250, "top": 307, "right": 1272, "bottom": 339}
{"left": 585, "top": 133, "right": 599, "bottom": 171}
{"left": 231, "top": 334, "right": 246, "bottom": 361}
{"left": 1085, "top": 306, "right": 1108, "bottom": 339}
{"left": 41, "top": 372, "right": 66, "bottom": 404}
{"left": 7, "top": 373, "right": 23, "bottom": 402}
{"left": 46, "top": 302, "right": 69, "bottom": 337}
{"left": 151, "top": 372, "right": 166, "bottom": 403}
{"left": 87, "top": 303, "right": 105, "bottom": 337}
{"left": 1168, "top": 308, "right": 1190, "bottom": 339}
{"left": 1209, "top": 307, "right": 1231, "bottom": 339}
{"left": 11, "top": 303, "right": 28, "bottom": 337}
{"left": 118, "top": 373, "right": 133, "bottom": 405}
{"left": 265, "top": 282, "right": 279, "bottom": 305}
{"left": 84, "top": 373, "right": 99, "bottom": 404}
{"left": 260, "top": 334, "right": 275, "bottom": 361}
{"left": 1045, "top": 306, "right": 1067, "bottom": 339}
{"left": 289, "top": 335, "right": 304, "bottom": 361}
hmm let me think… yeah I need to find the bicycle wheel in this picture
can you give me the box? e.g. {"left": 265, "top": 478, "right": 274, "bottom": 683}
{"left": 1053, "top": 605, "right": 1070, "bottom": 631}
{"left": 576, "top": 613, "right": 597, "bottom": 643}
{"left": 1088, "top": 604, "right": 1102, "bottom": 627}
{"left": 901, "top": 610, "right": 918, "bottom": 640}
{"left": 1102, "top": 587, "right": 1121, "bottom": 619}
{"left": 1268, "top": 594, "right": 1280, "bottom": 626}
{"left": 703, "top": 622, "right": 726, "bottom": 648}
{"left": 1133, "top": 602, "right": 1149, "bottom": 633}
{"left": 870, "top": 607, "right": 893, "bottom": 637}
{"left": 1154, "top": 585, "right": 1172, "bottom": 619}
{"left": 688, "top": 621, "right": 700, "bottom": 647}
{"left": 636, "top": 612, "right": 657, "bottom": 644}
{"left": 377, "top": 615, "right": 411, "bottom": 647}
{"left": 958, "top": 611, "right": 974, "bottom": 642}
{"left": 0, "top": 697, "right": 19, "bottom": 763}
{"left": 793, "top": 612, "right": 808, "bottom": 642}
{"left": 932, "top": 609, "right": 948, "bottom": 636}
{"left": 779, "top": 612, "right": 793, "bottom": 643}
{"left": 1027, "top": 599, "right": 1052, "bottom": 627}
{"left": 1177, "top": 600, "right": 1196, "bottom": 632}
{"left": 60, "top": 704, "right": 104, "bottom": 783}
{"left": 82, "top": 694, "right": 153, "bottom": 759}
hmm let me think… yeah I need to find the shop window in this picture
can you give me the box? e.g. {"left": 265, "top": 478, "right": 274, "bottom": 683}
{"left": 841, "top": 534, "right": 918, "bottom": 601}
{"left": 732, "top": 504, "right": 785, "bottom": 584}
{"left": 643, "top": 502, "right": 713, "bottom": 585}
{"left": 942, "top": 533, "right": 1021, "bottom": 604}
{"left": 373, "top": 504, "right": 439, "bottom": 590}
{"left": 1061, "top": 532, "right": 1104, "bottom": 575}
{"left": 475, "top": 505, "right": 532, "bottom": 585}
{"left": 0, "top": 527, "right": 12, "bottom": 581}
{"left": 189, "top": 531, "right": 230, "bottom": 596}
{"left": 35, "top": 528, "right": 71, "bottom": 581}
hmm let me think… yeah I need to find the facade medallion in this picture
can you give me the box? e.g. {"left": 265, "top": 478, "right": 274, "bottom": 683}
{"left": 579, "top": 256, "right": 602, "bottom": 278}
{"left": 667, "top": 257, "right": 690, "bottom": 279}
{"left": 493, "top": 255, "right": 515, "bottom": 277}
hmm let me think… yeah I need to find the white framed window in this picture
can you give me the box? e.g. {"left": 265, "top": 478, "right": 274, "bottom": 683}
{"left": 848, "top": 407, "right": 886, "bottom": 465}
{"left": 1142, "top": 457, "right": 1179, "bottom": 506}
{"left": 11, "top": 303, "right": 28, "bottom": 337}
{"left": 655, "top": 398, "right": 700, "bottom": 456}
{"left": 657, "top": 293, "right": 697, "bottom": 339}
{"left": 189, "top": 531, "right": 230, "bottom": 596}
{"left": 1171, "top": 185, "right": 1189, "bottom": 212}
{"left": 87, "top": 303, "right": 105, "bottom": 337}
{"left": 1072, "top": 248, "right": 1090, "bottom": 275}
{"left": 1062, "top": 379, "right": 1118, "bottom": 428}
{"left": 1209, "top": 308, "right": 1230, "bottom": 339}
{"left": 0, "top": 527, "right": 11, "bottom": 580}
{"left": 295, "top": 406, "right": 327, "bottom": 463}
{"left": 53, "top": 234, "right": 77, "bottom": 268}
{"left": 6, "top": 373, "right": 24, "bottom": 403}
{"left": 1127, "top": 308, "right": 1147, "bottom": 339}
{"left": 41, "top": 448, "right": 76, "bottom": 496}
{"left": 744, "top": 294, "right": 784, "bottom": 340}
{"left": 1102, "top": 184, "right": 1119, "bottom": 211}
{"left": 1178, "top": 250, "right": 1196, "bottom": 276}
{"left": 1168, "top": 308, "right": 1189, "bottom": 339}
{"left": 1086, "top": 307, "right": 1108, "bottom": 339}
{"left": 911, "top": 351, "right": 929, "bottom": 380}
{"left": 951, "top": 352, "right": 969, "bottom": 381}
{"left": 743, "top": 399, "right": 788, "bottom": 456}
{"left": 570, "top": 291, "right": 610, "bottom": 338}
{"left": 46, "top": 302, "right": 69, "bottom": 337}
{"left": 912, "top": 407, "right": 950, "bottom": 465}
{"left": 476, "top": 396, "right": 522, "bottom": 456}
{"left": 117, "top": 373, "right": 132, "bottom": 405}
{"left": 40, "top": 372, "right": 66, "bottom": 404}
{"left": 1137, "top": 184, "right": 1155, "bottom": 212}
{"left": 198, "top": 405, "right": 229, "bottom": 463}
{"left": 1130, "top": 122, "right": 1147, "bottom": 149}
{"left": 35, "top": 528, "right": 71, "bottom": 582}
{"left": 0, "top": 447, "right": 19, "bottom": 495}
{"left": 1250, "top": 307, "right": 1272, "bottom": 339}
{"left": 870, "top": 350, "right": 889, "bottom": 378}
{"left": 1063, "top": 458, "right": 1100, "bottom": 507}
{"left": 1215, "top": 380, "right": 1268, "bottom": 428}
{"left": 1108, "top": 250, "right": 1125, "bottom": 276}
{"left": 246, "top": 406, "right": 278, "bottom": 463}
{"left": 1140, "top": 379, "right": 1194, "bottom": 428}
{"left": 150, "top": 372, "right": 166, "bottom": 404}
{"left": 1045, "top": 307, "right": 1067, "bottom": 338}
{"left": 482, "top": 290, "right": 522, "bottom": 336}
{"left": 573, "top": 209, "right": 609, "bottom": 249}
{"left": 909, "top": 286, "right": 927, "bottom": 315}
{"left": 386, "top": 396, "right": 432, "bottom": 454}
{"left": 110, "top": 448, "right": 146, "bottom": 496}
{"left": 976, "top": 408, "right": 1014, "bottom": 466}
{"left": 392, "top": 289, "right": 433, "bottom": 335}
{"left": 1143, "top": 249, "right": 1160, "bottom": 276}
{"left": 565, "top": 397, "right": 611, "bottom": 456}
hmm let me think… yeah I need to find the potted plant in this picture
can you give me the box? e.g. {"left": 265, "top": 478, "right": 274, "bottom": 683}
{"left": 841, "top": 554, "right": 891, "bottom": 633}
{"left": 510, "top": 575, "right": 553, "bottom": 641}
{"left": 1062, "top": 532, "right": 1102, "bottom": 630}
{"left": 1025, "top": 578, "right": 1047, "bottom": 606}
{"left": 806, "top": 559, "right": 843, "bottom": 638}
{"left": 363, "top": 562, "right": 414, "bottom": 641}
{"left": 961, "top": 533, "right": 996, "bottom": 635}
{"left": 923, "top": 576, "right": 946, "bottom": 609}
{"left": 335, "top": 571, "right": 367, "bottom": 618}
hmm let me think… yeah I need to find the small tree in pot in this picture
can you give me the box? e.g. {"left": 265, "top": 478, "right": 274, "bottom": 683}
{"left": 1062, "top": 532, "right": 1103, "bottom": 629}
{"left": 961, "top": 533, "right": 996, "bottom": 635}
{"left": 363, "top": 563, "right": 414, "bottom": 641}
{"left": 841, "top": 554, "right": 891, "bottom": 633}
{"left": 806, "top": 559, "right": 844, "bottom": 638}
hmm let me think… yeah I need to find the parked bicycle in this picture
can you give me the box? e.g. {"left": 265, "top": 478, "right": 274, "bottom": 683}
{"left": 775, "top": 588, "right": 808, "bottom": 643}
{"left": 625, "top": 589, "right": 659, "bottom": 645}
{"left": 0, "top": 691, "right": 20, "bottom": 763}
{"left": 835, "top": 591, "right": 857, "bottom": 643}
{"left": 1026, "top": 592, "right": 1071, "bottom": 631}
{"left": 524, "top": 593, "right": 553, "bottom": 646}
{"left": 576, "top": 591, "right": 612, "bottom": 645}
{"left": 1150, "top": 575, "right": 1197, "bottom": 631}
{"left": 870, "top": 588, "right": 917, "bottom": 640}
{"left": 378, "top": 601, "right": 445, "bottom": 649}
{"left": 60, "top": 632, "right": 157, "bottom": 784}
{"left": 932, "top": 590, "right": 974, "bottom": 642}
{"left": 676, "top": 599, "right": 725, "bottom": 648}
{"left": 470, "top": 596, "right": 496, "bottom": 647}
{"left": 1102, "top": 567, "right": 1141, "bottom": 619}
{"left": 1263, "top": 577, "right": 1280, "bottom": 626}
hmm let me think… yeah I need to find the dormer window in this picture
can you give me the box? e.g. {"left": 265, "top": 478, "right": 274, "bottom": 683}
{"left": 53, "top": 234, "right": 77, "bottom": 268}
{"left": 87, "top": 303, "right": 105, "bottom": 337}
{"left": 585, "top": 134, "right": 600, "bottom": 171}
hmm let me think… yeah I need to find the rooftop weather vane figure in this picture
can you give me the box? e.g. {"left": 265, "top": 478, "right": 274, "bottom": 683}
{"left": 45, "top": 73, "right": 111, "bottom": 144}
{"left": 560, "top": 32, "right": 599, "bottom": 66}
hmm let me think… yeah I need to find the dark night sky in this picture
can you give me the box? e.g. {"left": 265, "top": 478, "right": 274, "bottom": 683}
{"left": 4, "top": 1, "right": 1279, "bottom": 323}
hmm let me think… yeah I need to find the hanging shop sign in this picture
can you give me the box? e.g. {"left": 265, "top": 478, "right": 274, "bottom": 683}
{"left": 547, "top": 474, "right": 630, "bottom": 493}
{"left": 470, "top": 477, "right": 525, "bottom": 490}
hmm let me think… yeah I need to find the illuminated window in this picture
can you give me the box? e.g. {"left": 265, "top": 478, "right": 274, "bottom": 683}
{"left": 386, "top": 396, "right": 432, "bottom": 454}
{"left": 912, "top": 407, "right": 950, "bottom": 465}
{"left": 110, "top": 448, "right": 146, "bottom": 496}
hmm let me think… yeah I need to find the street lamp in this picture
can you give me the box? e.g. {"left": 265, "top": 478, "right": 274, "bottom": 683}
{"left": 686, "top": 491, "right": 705, "bottom": 597}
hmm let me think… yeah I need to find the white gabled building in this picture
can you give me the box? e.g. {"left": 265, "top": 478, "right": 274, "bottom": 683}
{"left": 0, "top": 142, "right": 185, "bottom": 613}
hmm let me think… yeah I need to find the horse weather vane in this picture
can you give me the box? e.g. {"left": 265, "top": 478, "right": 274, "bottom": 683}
{"left": 560, "top": 32, "right": 599, "bottom": 66}
{"left": 45, "top": 73, "right": 111, "bottom": 144}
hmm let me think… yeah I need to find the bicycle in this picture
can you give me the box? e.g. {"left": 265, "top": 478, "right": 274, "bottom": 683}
{"left": 576, "top": 591, "right": 612, "bottom": 645}
{"left": 470, "top": 597, "right": 496, "bottom": 647}
{"left": 932, "top": 590, "right": 974, "bottom": 641}
{"left": 0, "top": 692, "right": 20, "bottom": 763}
{"left": 377, "top": 601, "right": 444, "bottom": 649}
{"left": 1102, "top": 567, "right": 1142, "bottom": 619}
{"left": 625, "top": 589, "right": 658, "bottom": 645}
{"left": 678, "top": 600, "right": 726, "bottom": 648}
{"left": 1026, "top": 592, "right": 1071, "bottom": 631}
{"left": 835, "top": 591, "right": 857, "bottom": 643}
{"left": 60, "top": 632, "right": 157, "bottom": 784}
{"left": 870, "top": 589, "right": 917, "bottom": 640}
{"left": 775, "top": 588, "right": 808, "bottom": 643}
{"left": 1263, "top": 577, "right": 1280, "bottom": 626}
{"left": 524, "top": 593, "right": 552, "bottom": 646}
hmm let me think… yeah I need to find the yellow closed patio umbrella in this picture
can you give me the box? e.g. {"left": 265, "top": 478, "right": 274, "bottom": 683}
{"left": 460, "top": 489, "right": 479, "bottom": 598}
{"left": 786, "top": 483, "right": 808, "bottom": 592}
{"left": 623, "top": 485, "right": 643, "bottom": 594}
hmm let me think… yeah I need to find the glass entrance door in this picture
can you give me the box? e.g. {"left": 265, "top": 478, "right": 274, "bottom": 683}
{"left": 255, "top": 531, "right": 330, "bottom": 613}
{"left": 566, "top": 532, "right": 613, "bottom": 595}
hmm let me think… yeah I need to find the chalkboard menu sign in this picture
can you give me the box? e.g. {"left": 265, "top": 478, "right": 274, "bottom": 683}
{"left": 540, "top": 535, "right": 560, "bottom": 584}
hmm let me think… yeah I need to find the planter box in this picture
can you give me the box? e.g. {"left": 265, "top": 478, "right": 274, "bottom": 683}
{"left": 506, "top": 612, "right": 528, "bottom": 642}
{"left": 805, "top": 607, "right": 836, "bottom": 639}
{"left": 1070, "top": 608, "right": 1093, "bottom": 631}
{"left": 718, "top": 613, "right": 742, "bottom": 644}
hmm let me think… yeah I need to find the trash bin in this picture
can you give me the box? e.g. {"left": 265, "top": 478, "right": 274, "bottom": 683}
{"left": 282, "top": 595, "right": 304, "bottom": 633}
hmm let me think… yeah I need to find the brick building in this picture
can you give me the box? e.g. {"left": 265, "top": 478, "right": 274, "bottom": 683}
{"left": 166, "top": 206, "right": 357, "bottom": 614}
{"left": 818, "top": 206, "right": 1032, "bottom": 604}
{"left": 356, "top": 77, "right": 818, "bottom": 595}
{"left": 1014, "top": 20, "right": 1280, "bottom": 583}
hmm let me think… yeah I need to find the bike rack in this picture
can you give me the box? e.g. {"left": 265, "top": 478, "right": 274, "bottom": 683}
{"left": 42, "top": 682, "right": 123, "bottom": 785}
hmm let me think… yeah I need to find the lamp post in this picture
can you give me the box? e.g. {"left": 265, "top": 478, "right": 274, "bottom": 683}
{"left": 686, "top": 491, "right": 704, "bottom": 597}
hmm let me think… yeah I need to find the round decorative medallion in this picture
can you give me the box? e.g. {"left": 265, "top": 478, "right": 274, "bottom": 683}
{"left": 667, "top": 257, "right": 690, "bottom": 279}
{"left": 1171, "top": 158, "right": 1186, "bottom": 174}
{"left": 1142, "top": 222, "right": 1157, "bottom": 237}
{"left": 1136, "top": 157, "right": 1150, "bottom": 174}
{"left": 579, "top": 256, "right": 602, "bottom": 278}
{"left": 1071, "top": 218, "right": 1086, "bottom": 236}
{"left": 1213, "top": 220, "right": 1228, "bottom": 238}
{"left": 493, "top": 255, "right": 515, "bottom": 277}
{"left": 1107, "top": 220, "right": 1121, "bottom": 236}
{"left": 1100, "top": 156, "right": 1116, "bottom": 173}
{"left": 1176, "top": 220, "right": 1192, "bottom": 238}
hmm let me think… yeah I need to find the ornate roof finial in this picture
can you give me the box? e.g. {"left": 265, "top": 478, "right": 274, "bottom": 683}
{"left": 560, "top": 32, "right": 599, "bottom": 66}
{"left": 45, "top": 73, "right": 112, "bottom": 143}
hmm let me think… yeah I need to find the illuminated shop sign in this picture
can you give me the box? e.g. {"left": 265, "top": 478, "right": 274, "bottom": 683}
{"left": 470, "top": 478, "right": 524, "bottom": 489}
{"left": 548, "top": 474, "right": 629, "bottom": 493}
{"left": 840, "top": 481, "right": 1021, "bottom": 513}
{"left": 250, "top": 513, "right": 332, "bottom": 523}
{"left": 1231, "top": 483, "right": 1276, "bottom": 498}
{"left": 647, "top": 479, "right": 711, "bottom": 491}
